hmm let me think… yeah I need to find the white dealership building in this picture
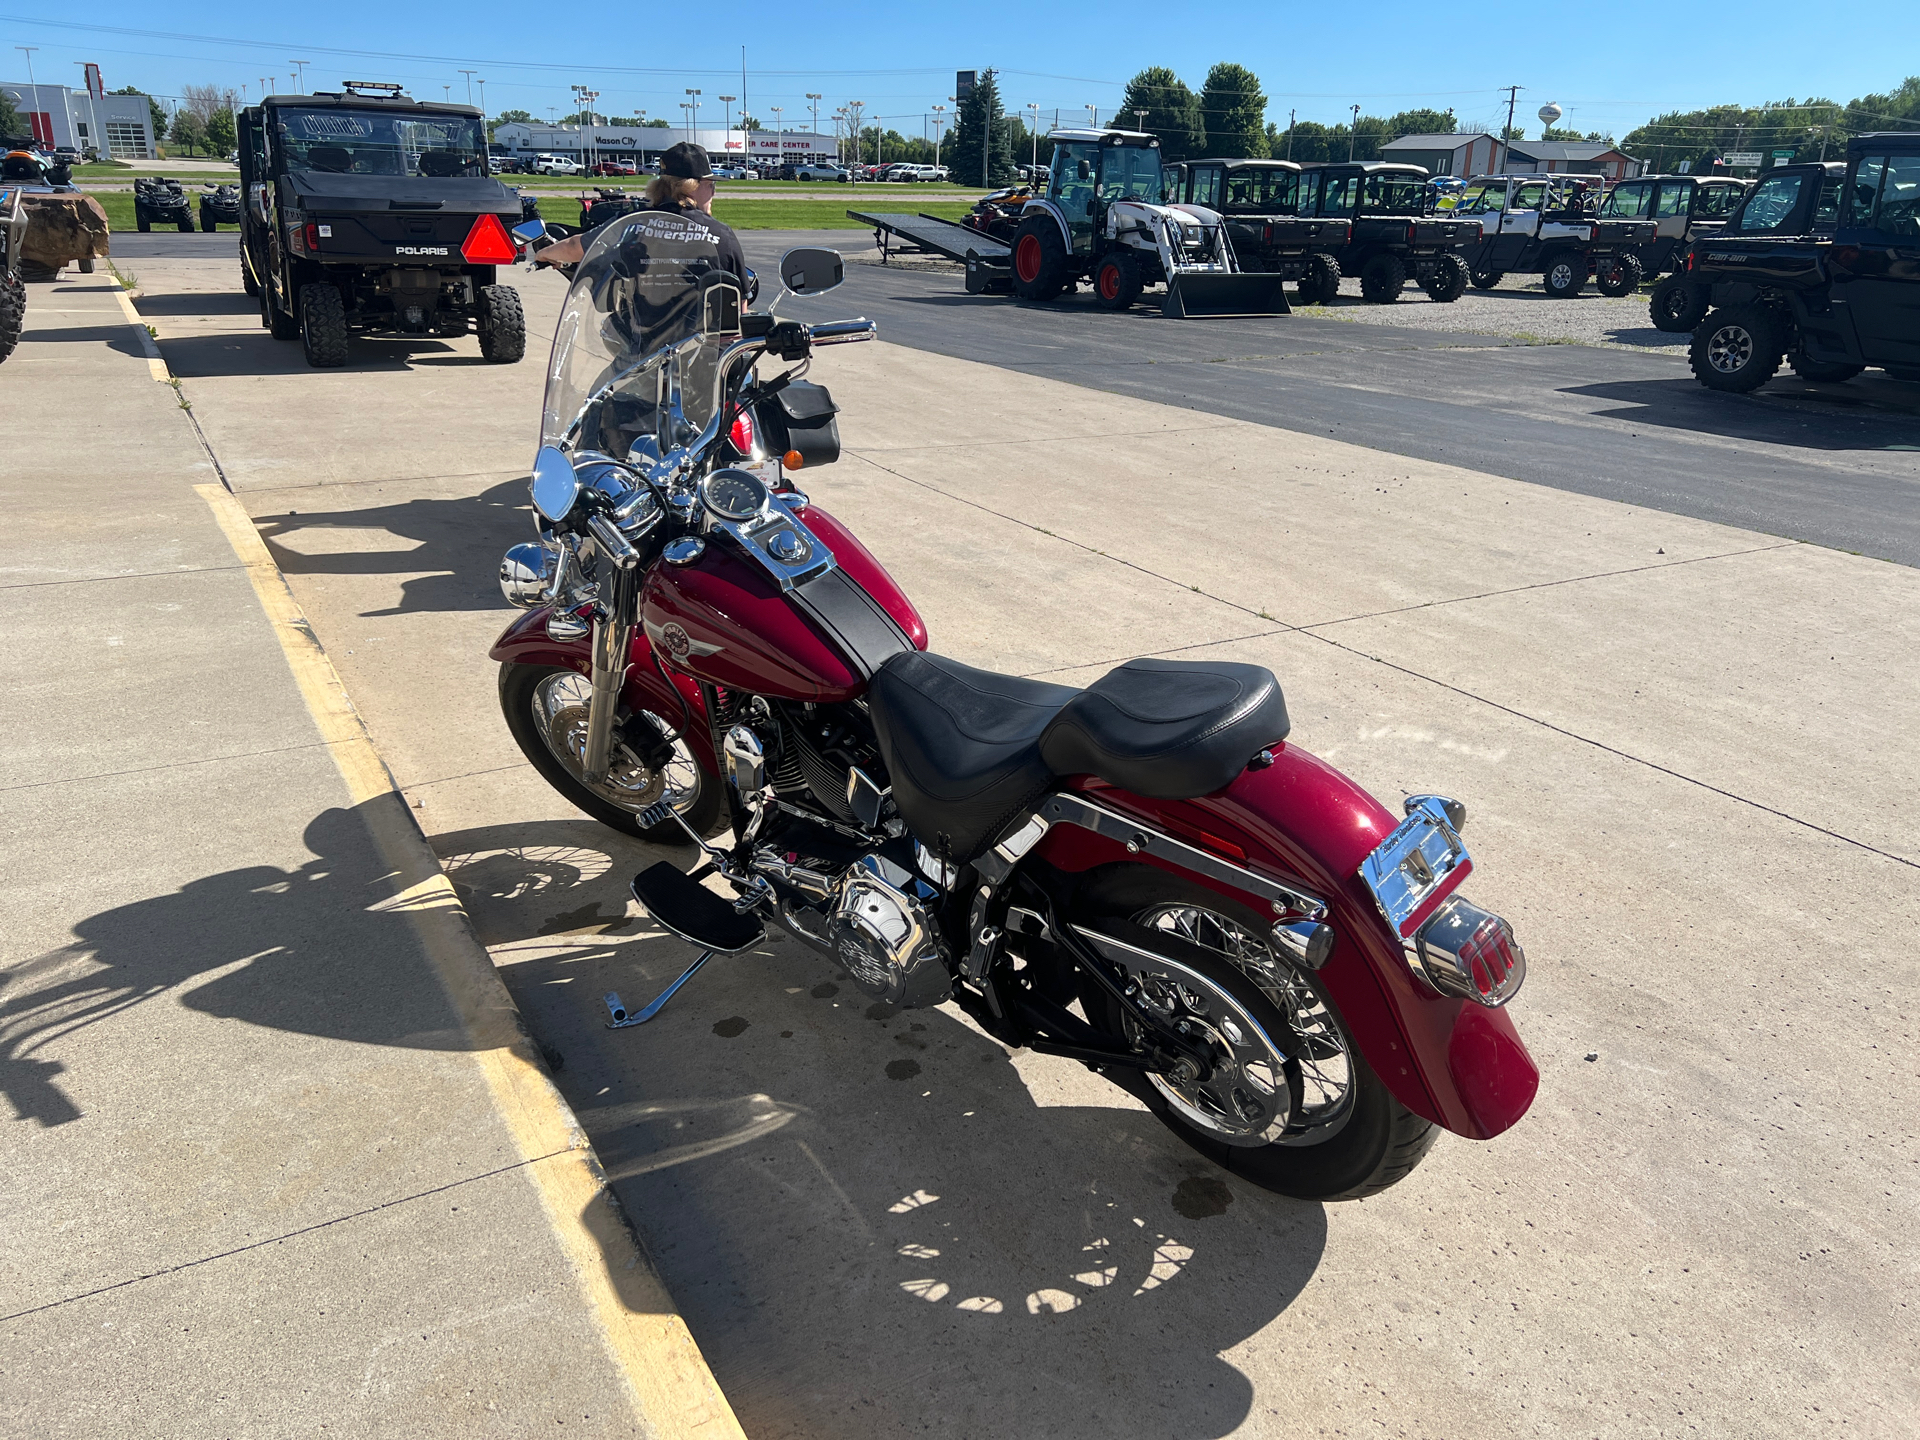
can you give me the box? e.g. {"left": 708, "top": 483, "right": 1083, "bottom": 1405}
{"left": 1, "top": 80, "right": 158, "bottom": 158}
{"left": 491, "top": 122, "right": 837, "bottom": 168}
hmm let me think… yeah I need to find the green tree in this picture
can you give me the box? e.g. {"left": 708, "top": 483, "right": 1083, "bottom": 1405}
{"left": 495, "top": 108, "right": 533, "bottom": 126}
{"left": 1200, "top": 63, "right": 1268, "bottom": 157}
{"left": 1274, "top": 119, "right": 1333, "bottom": 163}
{"left": 946, "top": 67, "right": 1014, "bottom": 186}
{"left": 205, "top": 107, "right": 235, "bottom": 154}
{"left": 1384, "top": 108, "right": 1457, "bottom": 138}
{"left": 0, "top": 88, "right": 20, "bottom": 141}
{"left": 1118, "top": 66, "right": 1203, "bottom": 161}
{"left": 1541, "top": 124, "right": 1613, "bottom": 143}
{"left": 169, "top": 109, "right": 206, "bottom": 157}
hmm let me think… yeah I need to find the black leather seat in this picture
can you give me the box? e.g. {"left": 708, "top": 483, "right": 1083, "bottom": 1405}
{"left": 868, "top": 652, "right": 1290, "bottom": 861}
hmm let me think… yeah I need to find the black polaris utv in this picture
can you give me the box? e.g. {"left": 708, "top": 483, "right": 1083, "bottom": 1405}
{"left": 199, "top": 181, "right": 242, "bottom": 231}
{"left": 1168, "top": 158, "right": 1350, "bottom": 304}
{"left": 238, "top": 82, "right": 527, "bottom": 367}
{"left": 1647, "top": 163, "right": 1843, "bottom": 331}
{"left": 1686, "top": 133, "right": 1920, "bottom": 392}
{"left": 1300, "top": 162, "right": 1480, "bottom": 302}
{"left": 134, "top": 176, "right": 194, "bottom": 233}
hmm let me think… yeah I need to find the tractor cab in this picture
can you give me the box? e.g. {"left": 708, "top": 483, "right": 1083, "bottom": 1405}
{"left": 1042, "top": 129, "right": 1163, "bottom": 253}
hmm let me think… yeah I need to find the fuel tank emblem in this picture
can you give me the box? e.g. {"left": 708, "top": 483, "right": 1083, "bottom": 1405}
{"left": 648, "top": 618, "right": 723, "bottom": 661}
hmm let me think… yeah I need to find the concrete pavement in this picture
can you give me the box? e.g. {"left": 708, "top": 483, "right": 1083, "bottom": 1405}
{"left": 0, "top": 274, "right": 740, "bottom": 1434}
{"left": 115, "top": 247, "right": 1920, "bottom": 1437}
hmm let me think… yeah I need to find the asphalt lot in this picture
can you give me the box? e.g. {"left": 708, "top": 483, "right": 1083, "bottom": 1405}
{"left": 100, "top": 235, "right": 1920, "bottom": 1439}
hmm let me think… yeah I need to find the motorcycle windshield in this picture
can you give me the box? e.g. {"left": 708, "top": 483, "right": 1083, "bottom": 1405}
{"left": 540, "top": 209, "right": 740, "bottom": 460}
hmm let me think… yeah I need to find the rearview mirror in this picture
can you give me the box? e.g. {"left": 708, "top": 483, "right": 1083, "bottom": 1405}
{"left": 779, "top": 247, "right": 843, "bottom": 295}
{"left": 511, "top": 218, "right": 548, "bottom": 244}
{"left": 1077, "top": 160, "right": 1092, "bottom": 180}
{"left": 530, "top": 445, "right": 581, "bottom": 523}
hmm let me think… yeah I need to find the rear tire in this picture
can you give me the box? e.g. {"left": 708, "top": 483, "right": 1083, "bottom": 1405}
{"left": 241, "top": 246, "right": 260, "bottom": 297}
{"left": 1422, "top": 252, "right": 1469, "bottom": 303}
{"left": 1593, "top": 252, "right": 1644, "bottom": 298}
{"left": 1787, "top": 349, "right": 1864, "bottom": 384}
{"left": 1541, "top": 252, "right": 1584, "bottom": 298}
{"left": 476, "top": 283, "right": 526, "bottom": 363}
{"left": 1690, "top": 305, "right": 1784, "bottom": 392}
{"left": 298, "top": 281, "right": 349, "bottom": 367}
{"left": 262, "top": 279, "right": 299, "bottom": 339}
{"left": 177, "top": 218, "right": 194, "bottom": 233}
{"left": 77, "top": 257, "right": 95, "bottom": 274}
{"left": 1359, "top": 253, "right": 1406, "bottom": 304}
{"left": 0, "top": 274, "right": 25, "bottom": 364}
{"left": 1649, "top": 272, "right": 1707, "bottom": 332}
{"left": 1070, "top": 866, "right": 1438, "bottom": 1201}
{"left": 1092, "top": 252, "right": 1142, "bottom": 311}
{"left": 1294, "top": 253, "right": 1340, "bottom": 306}
{"left": 1470, "top": 269, "right": 1503, "bottom": 290}
{"left": 1010, "top": 214, "right": 1070, "bottom": 302}
{"left": 136, "top": 213, "right": 151, "bottom": 234}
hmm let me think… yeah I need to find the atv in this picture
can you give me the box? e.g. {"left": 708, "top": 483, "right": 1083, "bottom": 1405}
{"left": 1647, "top": 163, "right": 1843, "bottom": 332}
{"left": 1007, "top": 128, "right": 1287, "bottom": 317}
{"left": 1300, "top": 162, "right": 1480, "bottom": 303}
{"left": 1167, "top": 159, "right": 1349, "bottom": 305}
{"left": 199, "top": 182, "right": 242, "bottom": 231}
{"left": 238, "top": 82, "right": 528, "bottom": 367}
{"left": 134, "top": 176, "right": 194, "bottom": 233}
{"left": 1686, "top": 133, "right": 1920, "bottom": 392}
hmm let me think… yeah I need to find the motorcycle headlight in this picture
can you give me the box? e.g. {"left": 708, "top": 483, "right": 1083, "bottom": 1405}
{"left": 499, "top": 541, "right": 558, "bottom": 608}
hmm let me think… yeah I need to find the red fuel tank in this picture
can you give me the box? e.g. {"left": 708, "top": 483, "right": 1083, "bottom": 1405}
{"left": 640, "top": 501, "right": 926, "bottom": 702}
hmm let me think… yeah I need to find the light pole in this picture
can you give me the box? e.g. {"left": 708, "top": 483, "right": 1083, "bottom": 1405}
{"left": 932, "top": 104, "right": 945, "bottom": 170}
{"left": 847, "top": 101, "right": 865, "bottom": 172}
{"left": 1086, "top": 103, "right": 1097, "bottom": 130}
{"left": 476, "top": 79, "right": 486, "bottom": 124}
{"left": 685, "top": 88, "right": 701, "bottom": 141}
{"left": 459, "top": 70, "right": 477, "bottom": 104}
{"left": 1349, "top": 104, "right": 1361, "bottom": 161}
{"left": 718, "top": 94, "right": 735, "bottom": 157}
{"left": 288, "top": 60, "right": 309, "bottom": 93}
{"left": 806, "top": 93, "right": 821, "bottom": 158}
{"left": 1027, "top": 102, "right": 1039, "bottom": 170}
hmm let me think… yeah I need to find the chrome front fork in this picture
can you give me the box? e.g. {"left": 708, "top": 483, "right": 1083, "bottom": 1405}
{"left": 581, "top": 563, "right": 642, "bottom": 786}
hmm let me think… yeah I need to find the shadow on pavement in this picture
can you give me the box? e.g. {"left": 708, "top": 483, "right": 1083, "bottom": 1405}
{"left": 21, "top": 324, "right": 149, "bottom": 358}
{"left": 1, "top": 802, "right": 473, "bottom": 1129}
{"left": 131, "top": 292, "right": 259, "bottom": 317}
{"left": 1565, "top": 376, "right": 1920, "bottom": 447}
{"left": 435, "top": 817, "right": 1326, "bottom": 1440}
{"left": 155, "top": 331, "right": 467, "bottom": 378}
{"left": 254, "top": 478, "right": 530, "bottom": 616}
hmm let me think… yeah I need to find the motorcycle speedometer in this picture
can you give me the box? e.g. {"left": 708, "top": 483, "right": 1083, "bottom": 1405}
{"left": 701, "top": 467, "right": 770, "bottom": 523}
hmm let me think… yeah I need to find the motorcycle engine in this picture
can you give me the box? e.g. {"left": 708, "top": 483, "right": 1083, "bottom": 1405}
{"left": 828, "top": 856, "right": 952, "bottom": 1009}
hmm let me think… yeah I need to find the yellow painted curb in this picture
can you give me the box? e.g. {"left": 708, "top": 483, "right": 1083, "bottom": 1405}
{"left": 107, "top": 283, "right": 170, "bottom": 382}
{"left": 194, "top": 481, "right": 748, "bottom": 1440}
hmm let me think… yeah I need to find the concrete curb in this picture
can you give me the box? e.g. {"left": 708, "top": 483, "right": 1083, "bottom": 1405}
{"left": 183, "top": 465, "right": 745, "bottom": 1426}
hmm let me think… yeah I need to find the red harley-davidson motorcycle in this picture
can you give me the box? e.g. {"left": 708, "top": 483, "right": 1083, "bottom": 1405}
{"left": 491, "top": 212, "right": 1537, "bottom": 1200}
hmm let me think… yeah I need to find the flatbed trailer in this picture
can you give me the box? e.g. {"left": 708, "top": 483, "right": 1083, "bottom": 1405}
{"left": 848, "top": 210, "right": 1015, "bottom": 293}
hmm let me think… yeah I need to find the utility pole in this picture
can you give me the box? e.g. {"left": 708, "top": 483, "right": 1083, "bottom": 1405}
{"left": 1501, "top": 84, "right": 1522, "bottom": 161}
{"left": 459, "top": 70, "right": 477, "bottom": 105}
{"left": 1349, "top": 104, "right": 1360, "bottom": 161}
{"left": 476, "top": 79, "right": 486, "bottom": 132}
{"left": 1028, "top": 102, "right": 1039, "bottom": 171}
{"left": 1287, "top": 108, "right": 1296, "bottom": 160}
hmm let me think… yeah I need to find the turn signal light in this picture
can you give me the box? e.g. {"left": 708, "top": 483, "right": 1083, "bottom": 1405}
{"left": 461, "top": 212, "right": 518, "bottom": 265}
{"left": 784, "top": 449, "right": 804, "bottom": 470}
{"left": 1412, "top": 897, "right": 1526, "bottom": 1007}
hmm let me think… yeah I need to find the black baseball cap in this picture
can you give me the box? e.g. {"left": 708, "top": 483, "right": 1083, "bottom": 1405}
{"left": 660, "top": 141, "right": 713, "bottom": 179}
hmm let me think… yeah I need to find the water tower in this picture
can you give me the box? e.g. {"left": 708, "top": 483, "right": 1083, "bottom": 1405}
{"left": 1537, "top": 102, "right": 1563, "bottom": 131}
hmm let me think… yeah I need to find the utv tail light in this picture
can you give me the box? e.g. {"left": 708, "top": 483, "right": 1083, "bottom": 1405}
{"left": 729, "top": 409, "right": 756, "bottom": 455}
{"left": 461, "top": 212, "right": 518, "bottom": 265}
{"left": 1413, "top": 897, "right": 1526, "bottom": 1007}
{"left": 302, "top": 221, "right": 321, "bottom": 253}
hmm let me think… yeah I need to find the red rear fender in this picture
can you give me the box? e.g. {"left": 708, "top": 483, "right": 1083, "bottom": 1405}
{"left": 1030, "top": 745, "right": 1538, "bottom": 1140}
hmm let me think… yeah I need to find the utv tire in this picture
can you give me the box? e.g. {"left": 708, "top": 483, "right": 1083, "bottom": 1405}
{"left": 298, "top": 282, "right": 349, "bottom": 367}
{"left": 241, "top": 248, "right": 260, "bottom": 297}
{"left": 1295, "top": 253, "right": 1340, "bottom": 306}
{"left": 1010, "top": 214, "right": 1070, "bottom": 302}
{"left": 1541, "top": 252, "right": 1585, "bottom": 298}
{"left": 1649, "top": 272, "right": 1707, "bottom": 332}
{"left": 1070, "top": 866, "right": 1439, "bottom": 1202}
{"left": 177, "top": 218, "right": 194, "bottom": 233}
{"left": 477, "top": 283, "right": 526, "bottom": 363}
{"left": 1423, "top": 252, "right": 1469, "bottom": 303}
{"left": 77, "top": 257, "right": 95, "bottom": 273}
{"left": 1787, "top": 349, "right": 1864, "bottom": 384}
{"left": 136, "top": 213, "right": 151, "bottom": 234}
{"left": 201, "top": 211, "right": 216, "bottom": 232}
{"left": 261, "top": 280, "right": 299, "bottom": 340}
{"left": 1593, "top": 252, "right": 1644, "bottom": 298}
{"left": 1092, "top": 252, "right": 1142, "bottom": 311}
{"left": 1690, "top": 305, "right": 1784, "bottom": 393}
{"left": 0, "top": 274, "right": 24, "bottom": 364}
{"left": 1359, "top": 253, "right": 1406, "bottom": 304}
{"left": 1470, "top": 269, "right": 1503, "bottom": 290}
{"left": 498, "top": 663, "right": 725, "bottom": 844}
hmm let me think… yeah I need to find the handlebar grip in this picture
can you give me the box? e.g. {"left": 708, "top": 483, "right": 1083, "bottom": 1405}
{"left": 806, "top": 319, "right": 877, "bottom": 346}
{"left": 585, "top": 513, "right": 640, "bottom": 571}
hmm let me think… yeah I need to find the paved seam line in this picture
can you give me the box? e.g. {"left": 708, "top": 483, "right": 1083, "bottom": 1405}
{"left": 0, "top": 1153, "right": 570, "bottom": 1325}
{"left": 0, "top": 738, "right": 338, "bottom": 794}
{"left": 192, "top": 482, "right": 747, "bottom": 1439}
{"left": 0, "top": 563, "right": 245, "bottom": 592}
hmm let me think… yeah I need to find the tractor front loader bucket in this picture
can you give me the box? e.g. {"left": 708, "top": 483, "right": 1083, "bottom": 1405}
{"left": 1162, "top": 272, "right": 1290, "bottom": 318}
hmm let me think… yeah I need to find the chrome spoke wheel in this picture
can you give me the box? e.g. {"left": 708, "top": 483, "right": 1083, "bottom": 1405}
{"left": 1133, "top": 904, "right": 1357, "bottom": 1147}
{"left": 528, "top": 672, "right": 700, "bottom": 817}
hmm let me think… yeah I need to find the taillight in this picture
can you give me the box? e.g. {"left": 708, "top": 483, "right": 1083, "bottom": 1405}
{"left": 1406, "top": 222, "right": 1417, "bottom": 243}
{"left": 1262, "top": 223, "right": 1273, "bottom": 243}
{"left": 303, "top": 221, "right": 321, "bottom": 253}
{"left": 1686, "top": 248, "right": 1695, "bottom": 272}
{"left": 1413, "top": 897, "right": 1526, "bottom": 1007}
{"left": 729, "top": 409, "right": 756, "bottom": 455}
{"left": 461, "top": 212, "right": 517, "bottom": 265}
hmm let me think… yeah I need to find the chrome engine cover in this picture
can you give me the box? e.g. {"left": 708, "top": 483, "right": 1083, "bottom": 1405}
{"left": 828, "top": 856, "right": 953, "bottom": 1009}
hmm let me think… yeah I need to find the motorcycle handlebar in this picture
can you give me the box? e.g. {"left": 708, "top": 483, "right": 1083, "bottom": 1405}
{"left": 806, "top": 319, "right": 877, "bottom": 347}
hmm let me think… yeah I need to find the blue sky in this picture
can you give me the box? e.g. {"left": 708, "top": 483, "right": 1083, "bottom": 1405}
{"left": 6, "top": 1, "right": 1918, "bottom": 142}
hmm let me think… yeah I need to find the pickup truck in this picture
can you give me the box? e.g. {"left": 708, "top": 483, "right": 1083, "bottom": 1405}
{"left": 791, "top": 162, "right": 849, "bottom": 182}
{"left": 533, "top": 154, "right": 583, "bottom": 176}
{"left": 1687, "top": 131, "right": 1920, "bottom": 392}
{"left": 1168, "top": 158, "right": 1350, "bottom": 304}
{"left": 1301, "top": 161, "right": 1480, "bottom": 302}
{"left": 1452, "top": 174, "right": 1657, "bottom": 298}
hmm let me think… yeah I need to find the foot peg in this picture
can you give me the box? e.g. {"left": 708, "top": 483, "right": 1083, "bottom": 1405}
{"left": 606, "top": 864, "right": 767, "bottom": 1030}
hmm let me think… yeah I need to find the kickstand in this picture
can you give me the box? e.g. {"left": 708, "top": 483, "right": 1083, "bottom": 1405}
{"left": 604, "top": 949, "right": 714, "bottom": 1029}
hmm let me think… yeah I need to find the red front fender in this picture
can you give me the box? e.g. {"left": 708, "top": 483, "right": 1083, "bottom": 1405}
{"left": 488, "top": 607, "right": 718, "bottom": 772}
{"left": 1031, "top": 745, "right": 1539, "bottom": 1140}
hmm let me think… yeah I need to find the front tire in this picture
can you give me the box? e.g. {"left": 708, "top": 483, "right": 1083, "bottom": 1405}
{"left": 1593, "top": 252, "right": 1644, "bottom": 298}
{"left": 1541, "top": 252, "right": 1584, "bottom": 299}
{"left": 1010, "top": 214, "right": 1070, "bottom": 302}
{"left": 1470, "top": 269, "right": 1504, "bottom": 290}
{"left": 1690, "top": 305, "right": 1785, "bottom": 392}
{"left": 1359, "top": 253, "right": 1406, "bottom": 304}
{"left": 477, "top": 283, "right": 526, "bottom": 363}
{"left": 0, "top": 274, "right": 25, "bottom": 364}
{"left": 1422, "top": 252, "right": 1469, "bottom": 303}
{"left": 298, "top": 281, "right": 349, "bottom": 367}
{"left": 498, "top": 663, "right": 723, "bottom": 843}
{"left": 1787, "top": 349, "right": 1864, "bottom": 384}
{"left": 1295, "top": 253, "right": 1340, "bottom": 306}
{"left": 1071, "top": 867, "right": 1438, "bottom": 1201}
{"left": 1092, "top": 252, "right": 1141, "bottom": 311}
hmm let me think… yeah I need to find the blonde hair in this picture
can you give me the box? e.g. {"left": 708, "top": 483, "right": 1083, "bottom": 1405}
{"left": 645, "top": 173, "right": 701, "bottom": 208}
